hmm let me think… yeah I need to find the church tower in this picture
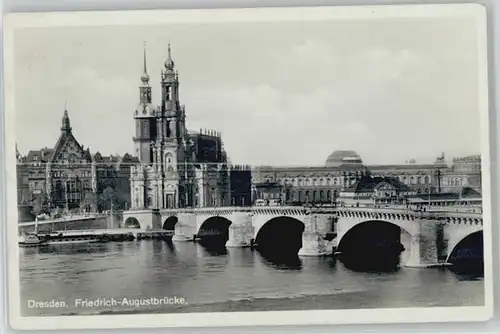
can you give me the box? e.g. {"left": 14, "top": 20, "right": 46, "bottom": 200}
{"left": 159, "top": 43, "right": 188, "bottom": 208}
{"left": 161, "top": 43, "right": 185, "bottom": 141}
{"left": 133, "top": 44, "right": 157, "bottom": 164}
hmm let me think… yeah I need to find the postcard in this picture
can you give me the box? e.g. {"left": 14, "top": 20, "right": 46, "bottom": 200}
{"left": 2, "top": 4, "right": 492, "bottom": 330}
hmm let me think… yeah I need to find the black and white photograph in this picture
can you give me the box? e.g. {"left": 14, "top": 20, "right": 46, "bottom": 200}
{"left": 3, "top": 4, "right": 493, "bottom": 330}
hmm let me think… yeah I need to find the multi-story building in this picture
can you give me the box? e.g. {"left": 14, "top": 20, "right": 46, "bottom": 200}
{"left": 130, "top": 44, "right": 251, "bottom": 209}
{"left": 16, "top": 110, "right": 137, "bottom": 216}
{"left": 252, "top": 151, "right": 482, "bottom": 205}
{"left": 442, "top": 154, "right": 482, "bottom": 193}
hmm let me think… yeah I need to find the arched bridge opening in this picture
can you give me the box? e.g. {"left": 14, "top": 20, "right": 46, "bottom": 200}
{"left": 162, "top": 216, "right": 178, "bottom": 231}
{"left": 337, "top": 220, "right": 408, "bottom": 272}
{"left": 447, "top": 231, "right": 483, "bottom": 275}
{"left": 254, "top": 217, "right": 305, "bottom": 259}
{"left": 123, "top": 217, "right": 141, "bottom": 229}
{"left": 197, "top": 216, "right": 232, "bottom": 248}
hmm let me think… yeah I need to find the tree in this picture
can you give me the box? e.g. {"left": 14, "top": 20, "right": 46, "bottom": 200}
{"left": 31, "top": 193, "right": 48, "bottom": 216}
{"left": 81, "top": 191, "right": 97, "bottom": 212}
{"left": 53, "top": 206, "right": 63, "bottom": 218}
{"left": 98, "top": 186, "right": 116, "bottom": 212}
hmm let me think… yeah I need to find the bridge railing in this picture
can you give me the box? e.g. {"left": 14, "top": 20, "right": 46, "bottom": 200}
{"left": 335, "top": 205, "right": 482, "bottom": 220}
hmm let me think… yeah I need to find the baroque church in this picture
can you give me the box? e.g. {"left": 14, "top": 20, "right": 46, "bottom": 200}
{"left": 130, "top": 45, "right": 251, "bottom": 210}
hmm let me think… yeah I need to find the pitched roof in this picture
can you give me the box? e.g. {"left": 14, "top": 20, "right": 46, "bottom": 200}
{"left": 345, "top": 175, "right": 412, "bottom": 193}
{"left": 49, "top": 131, "right": 92, "bottom": 163}
{"left": 25, "top": 148, "right": 54, "bottom": 163}
{"left": 461, "top": 187, "right": 481, "bottom": 198}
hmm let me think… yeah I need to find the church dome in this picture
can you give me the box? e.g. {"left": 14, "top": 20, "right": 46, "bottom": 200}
{"left": 325, "top": 150, "right": 363, "bottom": 167}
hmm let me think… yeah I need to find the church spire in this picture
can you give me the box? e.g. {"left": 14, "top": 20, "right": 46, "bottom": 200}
{"left": 61, "top": 108, "right": 72, "bottom": 134}
{"left": 164, "top": 41, "right": 175, "bottom": 71}
{"left": 141, "top": 42, "right": 150, "bottom": 84}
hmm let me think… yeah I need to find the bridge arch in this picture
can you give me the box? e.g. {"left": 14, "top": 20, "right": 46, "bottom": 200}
{"left": 162, "top": 216, "right": 178, "bottom": 230}
{"left": 123, "top": 217, "right": 141, "bottom": 229}
{"left": 446, "top": 230, "right": 483, "bottom": 267}
{"left": 197, "top": 216, "right": 232, "bottom": 246}
{"left": 337, "top": 220, "right": 414, "bottom": 270}
{"left": 254, "top": 216, "right": 305, "bottom": 256}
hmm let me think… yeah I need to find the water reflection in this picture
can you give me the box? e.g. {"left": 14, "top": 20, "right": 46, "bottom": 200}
{"left": 338, "top": 252, "right": 402, "bottom": 273}
{"left": 199, "top": 243, "right": 228, "bottom": 256}
{"left": 164, "top": 239, "right": 175, "bottom": 253}
{"left": 257, "top": 251, "right": 303, "bottom": 270}
{"left": 31, "top": 243, "right": 110, "bottom": 256}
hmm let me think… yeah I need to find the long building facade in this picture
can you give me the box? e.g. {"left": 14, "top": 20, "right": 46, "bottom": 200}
{"left": 130, "top": 45, "right": 251, "bottom": 210}
{"left": 251, "top": 151, "right": 482, "bottom": 205}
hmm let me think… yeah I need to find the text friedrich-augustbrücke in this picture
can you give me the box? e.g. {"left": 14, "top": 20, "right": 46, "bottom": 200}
{"left": 28, "top": 296, "right": 187, "bottom": 309}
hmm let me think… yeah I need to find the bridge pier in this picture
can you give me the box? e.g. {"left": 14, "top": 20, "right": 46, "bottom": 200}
{"left": 225, "top": 226, "right": 250, "bottom": 247}
{"left": 173, "top": 213, "right": 196, "bottom": 242}
{"left": 225, "top": 213, "right": 253, "bottom": 248}
{"left": 298, "top": 214, "right": 333, "bottom": 256}
{"left": 298, "top": 231, "right": 330, "bottom": 256}
{"left": 403, "top": 220, "right": 442, "bottom": 268}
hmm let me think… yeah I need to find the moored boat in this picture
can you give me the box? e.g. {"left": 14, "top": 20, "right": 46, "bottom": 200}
{"left": 18, "top": 234, "right": 46, "bottom": 247}
{"left": 41, "top": 232, "right": 107, "bottom": 245}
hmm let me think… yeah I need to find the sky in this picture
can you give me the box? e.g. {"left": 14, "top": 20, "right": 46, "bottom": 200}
{"left": 14, "top": 17, "right": 483, "bottom": 166}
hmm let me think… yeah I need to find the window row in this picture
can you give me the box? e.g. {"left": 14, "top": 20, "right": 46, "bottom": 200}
{"left": 442, "top": 177, "right": 467, "bottom": 187}
{"left": 51, "top": 170, "right": 93, "bottom": 178}
{"left": 270, "top": 174, "right": 433, "bottom": 187}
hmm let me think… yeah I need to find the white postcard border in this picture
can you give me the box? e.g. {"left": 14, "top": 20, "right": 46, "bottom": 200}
{"left": 3, "top": 4, "right": 493, "bottom": 330}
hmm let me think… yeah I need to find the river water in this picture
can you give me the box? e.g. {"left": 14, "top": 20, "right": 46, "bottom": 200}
{"left": 19, "top": 241, "right": 484, "bottom": 317}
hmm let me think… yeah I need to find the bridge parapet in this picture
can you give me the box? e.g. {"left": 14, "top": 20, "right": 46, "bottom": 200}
{"left": 157, "top": 205, "right": 332, "bottom": 217}
{"left": 442, "top": 213, "right": 482, "bottom": 226}
{"left": 335, "top": 206, "right": 482, "bottom": 222}
{"left": 251, "top": 206, "right": 311, "bottom": 216}
{"left": 335, "top": 206, "right": 426, "bottom": 221}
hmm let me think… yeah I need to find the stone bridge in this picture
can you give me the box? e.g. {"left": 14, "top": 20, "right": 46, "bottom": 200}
{"left": 122, "top": 204, "right": 483, "bottom": 267}
{"left": 335, "top": 206, "right": 483, "bottom": 267}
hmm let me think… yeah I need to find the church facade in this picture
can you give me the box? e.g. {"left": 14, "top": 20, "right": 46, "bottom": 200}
{"left": 130, "top": 45, "right": 251, "bottom": 210}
